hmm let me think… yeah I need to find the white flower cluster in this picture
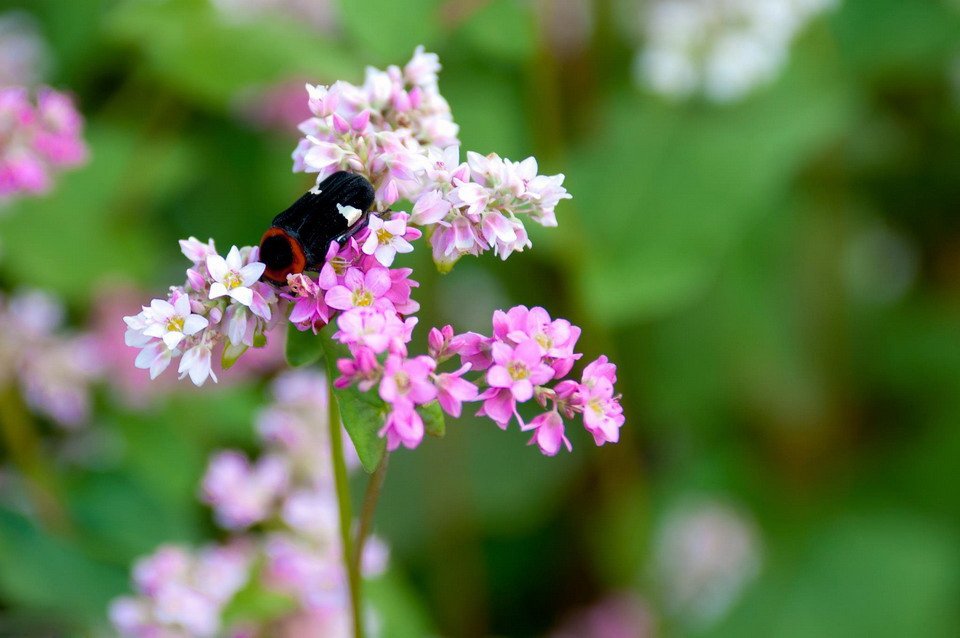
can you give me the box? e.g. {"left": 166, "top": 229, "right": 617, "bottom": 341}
{"left": 123, "top": 239, "right": 281, "bottom": 386}
{"left": 636, "top": 0, "right": 837, "bottom": 103}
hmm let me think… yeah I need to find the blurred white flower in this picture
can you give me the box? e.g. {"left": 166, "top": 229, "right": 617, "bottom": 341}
{"left": 653, "top": 497, "right": 761, "bottom": 629}
{"left": 636, "top": 0, "right": 838, "bottom": 103}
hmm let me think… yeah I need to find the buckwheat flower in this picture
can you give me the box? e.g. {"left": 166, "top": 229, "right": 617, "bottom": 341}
{"left": 487, "top": 339, "right": 555, "bottom": 403}
{"left": 379, "top": 354, "right": 437, "bottom": 407}
{"left": 476, "top": 386, "right": 518, "bottom": 429}
{"left": 285, "top": 272, "right": 331, "bottom": 332}
{"left": 451, "top": 331, "right": 494, "bottom": 370}
{"left": 207, "top": 245, "right": 266, "bottom": 307}
{"left": 201, "top": 451, "right": 290, "bottom": 530}
{"left": 335, "top": 307, "right": 398, "bottom": 354}
{"left": 0, "top": 86, "right": 88, "bottom": 200}
{"left": 404, "top": 45, "right": 441, "bottom": 88}
{"left": 324, "top": 266, "right": 393, "bottom": 312}
{"left": 384, "top": 266, "right": 420, "bottom": 315}
{"left": 578, "top": 378, "right": 624, "bottom": 446}
{"left": 379, "top": 402, "right": 425, "bottom": 451}
{"left": 434, "top": 363, "right": 478, "bottom": 418}
{"left": 410, "top": 188, "right": 451, "bottom": 225}
{"left": 178, "top": 333, "right": 218, "bottom": 386}
{"left": 180, "top": 236, "right": 218, "bottom": 266}
{"left": 361, "top": 213, "right": 418, "bottom": 267}
{"left": 140, "top": 293, "right": 209, "bottom": 349}
{"left": 522, "top": 410, "right": 572, "bottom": 456}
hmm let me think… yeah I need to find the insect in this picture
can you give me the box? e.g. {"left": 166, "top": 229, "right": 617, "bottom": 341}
{"left": 259, "top": 171, "right": 376, "bottom": 283}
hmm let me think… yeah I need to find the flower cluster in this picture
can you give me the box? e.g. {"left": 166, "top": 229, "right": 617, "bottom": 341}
{"left": 0, "top": 290, "right": 101, "bottom": 428}
{"left": 125, "top": 48, "right": 620, "bottom": 459}
{"left": 123, "top": 239, "right": 283, "bottom": 386}
{"left": 0, "top": 86, "right": 87, "bottom": 200}
{"left": 109, "top": 542, "right": 253, "bottom": 638}
{"left": 111, "top": 371, "right": 388, "bottom": 638}
{"left": 292, "top": 47, "right": 570, "bottom": 269}
{"left": 636, "top": 0, "right": 836, "bottom": 103}
{"left": 333, "top": 304, "right": 623, "bottom": 456}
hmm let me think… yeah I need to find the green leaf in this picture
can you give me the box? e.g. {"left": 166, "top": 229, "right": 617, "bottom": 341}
{"left": 0, "top": 123, "right": 194, "bottom": 301}
{"left": 222, "top": 564, "right": 298, "bottom": 626}
{"left": 316, "top": 325, "right": 388, "bottom": 473}
{"left": 106, "top": 0, "right": 358, "bottom": 109}
{"left": 568, "top": 40, "right": 855, "bottom": 325}
{"left": 337, "top": 0, "right": 443, "bottom": 63}
{"left": 285, "top": 322, "right": 324, "bottom": 368}
{"left": 419, "top": 401, "right": 446, "bottom": 438}
{"left": 0, "top": 507, "right": 127, "bottom": 626}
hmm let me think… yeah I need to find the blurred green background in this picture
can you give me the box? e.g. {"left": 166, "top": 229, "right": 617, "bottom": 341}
{"left": 1, "top": 0, "right": 960, "bottom": 636}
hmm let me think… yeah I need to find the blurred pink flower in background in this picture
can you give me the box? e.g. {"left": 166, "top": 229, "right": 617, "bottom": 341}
{"left": 0, "top": 86, "right": 88, "bottom": 200}
{"left": 551, "top": 592, "right": 657, "bottom": 638}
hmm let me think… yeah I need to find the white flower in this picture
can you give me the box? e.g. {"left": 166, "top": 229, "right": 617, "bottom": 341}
{"left": 361, "top": 215, "right": 414, "bottom": 267}
{"left": 140, "top": 294, "right": 208, "bottom": 349}
{"left": 178, "top": 336, "right": 217, "bottom": 386}
{"left": 207, "top": 246, "right": 265, "bottom": 307}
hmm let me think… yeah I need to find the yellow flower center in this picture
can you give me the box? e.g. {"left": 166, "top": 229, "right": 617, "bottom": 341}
{"left": 588, "top": 399, "right": 604, "bottom": 415}
{"left": 166, "top": 316, "right": 185, "bottom": 333}
{"left": 534, "top": 333, "right": 552, "bottom": 351}
{"left": 224, "top": 271, "right": 243, "bottom": 290}
{"left": 393, "top": 371, "right": 410, "bottom": 393}
{"left": 508, "top": 362, "right": 529, "bottom": 381}
{"left": 376, "top": 228, "right": 393, "bottom": 244}
{"left": 352, "top": 289, "right": 374, "bottom": 307}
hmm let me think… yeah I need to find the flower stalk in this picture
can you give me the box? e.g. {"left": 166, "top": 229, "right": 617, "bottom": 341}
{"left": 327, "top": 375, "right": 363, "bottom": 638}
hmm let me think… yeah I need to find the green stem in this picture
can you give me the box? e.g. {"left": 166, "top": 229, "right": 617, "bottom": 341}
{"left": 353, "top": 453, "right": 389, "bottom": 575}
{"left": 328, "top": 380, "right": 363, "bottom": 638}
{"left": 0, "top": 386, "right": 69, "bottom": 534}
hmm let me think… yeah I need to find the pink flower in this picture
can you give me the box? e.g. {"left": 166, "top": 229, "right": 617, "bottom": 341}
{"left": 379, "top": 403, "right": 425, "bottom": 450}
{"left": 324, "top": 267, "right": 392, "bottom": 311}
{"left": 379, "top": 354, "right": 437, "bottom": 406}
{"left": 384, "top": 267, "right": 420, "bottom": 315}
{"left": 434, "top": 363, "right": 478, "bottom": 418}
{"left": 285, "top": 273, "right": 330, "bottom": 332}
{"left": 486, "top": 339, "right": 555, "bottom": 402}
{"left": 578, "top": 375, "right": 624, "bottom": 445}
{"left": 410, "top": 189, "right": 451, "bottom": 225}
{"left": 476, "top": 386, "right": 518, "bottom": 429}
{"left": 201, "top": 451, "right": 289, "bottom": 530}
{"left": 522, "top": 410, "right": 572, "bottom": 456}
{"left": 451, "top": 331, "right": 493, "bottom": 370}
{"left": 334, "top": 308, "right": 404, "bottom": 354}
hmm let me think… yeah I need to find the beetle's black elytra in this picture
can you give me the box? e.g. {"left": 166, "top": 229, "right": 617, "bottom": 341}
{"left": 260, "top": 171, "right": 375, "bottom": 283}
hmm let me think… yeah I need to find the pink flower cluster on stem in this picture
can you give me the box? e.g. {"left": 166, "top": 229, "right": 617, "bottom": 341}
{"left": 0, "top": 86, "right": 87, "bottom": 199}
{"left": 110, "top": 371, "right": 388, "bottom": 638}
{"left": 292, "top": 47, "right": 571, "bottom": 271}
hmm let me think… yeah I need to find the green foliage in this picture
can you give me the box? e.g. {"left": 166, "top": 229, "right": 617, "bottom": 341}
{"left": 106, "top": 0, "right": 358, "bottom": 108}
{"left": 570, "top": 41, "right": 855, "bottom": 325}
{"left": 318, "top": 325, "right": 388, "bottom": 473}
